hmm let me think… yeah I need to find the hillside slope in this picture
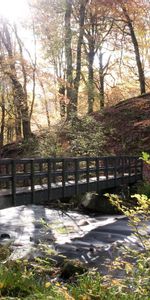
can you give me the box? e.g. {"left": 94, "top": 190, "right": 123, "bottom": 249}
{"left": 0, "top": 93, "right": 150, "bottom": 158}
{"left": 92, "top": 93, "right": 150, "bottom": 155}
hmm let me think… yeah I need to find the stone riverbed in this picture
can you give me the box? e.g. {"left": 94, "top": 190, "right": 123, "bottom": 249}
{"left": 0, "top": 205, "right": 148, "bottom": 274}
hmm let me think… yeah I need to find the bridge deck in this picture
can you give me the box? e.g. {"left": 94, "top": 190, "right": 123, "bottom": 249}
{"left": 0, "top": 156, "right": 143, "bottom": 209}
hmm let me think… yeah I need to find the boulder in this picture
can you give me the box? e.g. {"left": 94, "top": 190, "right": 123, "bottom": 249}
{"left": 80, "top": 192, "right": 117, "bottom": 214}
{"left": 60, "top": 259, "right": 87, "bottom": 280}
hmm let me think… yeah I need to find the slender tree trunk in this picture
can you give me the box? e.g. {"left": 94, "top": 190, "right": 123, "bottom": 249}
{"left": 99, "top": 51, "right": 104, "bottom": 108}
{"left": 14, "top": 24, "right": 28, "bottom": 99}
{"left": 58, "top": 83, "right": 66, "bottom": 118}
{"left": 13, "top": 25, "right": 31, "bottom": 138}
{"left": 65, "top": 0, "right": 74, "bottom": 120}
{"left": 88, "top": 47, "right": 95, "bottom": 113}
{"left": 30, "top": 65, "right": 36, "bottom": 120}
{"left": 86, "top": 14, "right": 96, "bottom": 114}
{"left": 122, "top": 5, "right": 146, "bottom": 94}
{"left": 73, "top": 0, "right": 87, "bottom": 114}
{"left": 44, "top": 98, "right": 51, "bottom": 128}
{"left": 0, "top": 88, "right": 5, "bottom": 147}
{"left": 29, "top": 21, "right": 37, "bottom": 120}
{"left": 13, "top": 93, "right": 22, "bottom": 139}
{"left": 65, "top": 0, "right": 87, "bottom": 120}
{"left": 39, "top": 79, "right": 51, "bottom": 128}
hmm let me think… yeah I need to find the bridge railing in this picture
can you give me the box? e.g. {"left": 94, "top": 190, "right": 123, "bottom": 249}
{"left": 0, "top": 156, "right": 143, "bottom": 205}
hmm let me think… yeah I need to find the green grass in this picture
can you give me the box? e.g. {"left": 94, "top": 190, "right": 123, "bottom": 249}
{"left": 0, "top": 260, "right": 150, "bottom": 300}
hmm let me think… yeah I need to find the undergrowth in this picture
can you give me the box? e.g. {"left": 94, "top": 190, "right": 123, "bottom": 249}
{"left": 0, "top": 262, "right": 148, "bottom": 299}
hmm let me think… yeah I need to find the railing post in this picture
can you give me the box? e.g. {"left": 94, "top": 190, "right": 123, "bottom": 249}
{"left": 75, "top": 158, "right": 79, "bottom": 195}
{"left": 140, "top": 158, "right": 143, "bottom": 180}
{"left": 24, "top": 162, "right": 28, "bottom": 187}
{"left": 105, "top": 157, "right": 109, "bottom": 180}
{"left": 96, "top": 158, "right": 99, "bottom": 192}
{"left": 48, "top": 159, "right": 51, "bottom": 202}
{"left": 6, "top": 164, "right": 10, "bottom": 189}
{"left": 128, "top": 156, "right": 131, "bottom": 183}
{"left": 31, "top": 159, "right": 35, "bottom": 204}
{"left": 135, "top": 157, "right": 138, "bottom": 181}
{"left": 114, "top": 157, "right": 117, "bottom": 185}
{"left": 0, "top": 164, "right": 2, "bottom": 190}
{"left": 62, "top": 158, "right": 66, "bottom": 198}
{"left": 39, "top": 162, "right": 43, "bottom": 185}
{"left": 121, "top": 157, "right": 125, "bottom": 184}
{"left": 11, "top": 160, "right": 16, "bottom": 206}
{"left": 52, "top": 160, "right": 56, "bottom": 183}
{"left": 86, "top": 158, "right": 90, "bottom": 192}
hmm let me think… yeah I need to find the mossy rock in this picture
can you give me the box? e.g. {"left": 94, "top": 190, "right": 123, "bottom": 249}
{"left": 60, "top": 259, "right": 87, "bottom": 280}
{"left": 0, "top": 245, "right": 11, "bottom": 261}
{"left": 80, "top": 192, "right": 118, "bottom": 214}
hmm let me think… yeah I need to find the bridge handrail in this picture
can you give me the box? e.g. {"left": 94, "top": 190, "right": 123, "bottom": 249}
{"left": 0, "top": 155, "right": 141, "bottom": 163}
{"left": 0, "top": 156, "right": 143, "bottom": 205}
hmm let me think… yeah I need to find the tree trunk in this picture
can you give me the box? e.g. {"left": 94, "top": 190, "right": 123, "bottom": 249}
{"left": 39, "top": 79, "right": 51, "bottom": 128}
{"left": 58, "top": 83, "right": 66, "bottom": 118}
{"left": 86, "top": 14, "right": 96, "bottom": 114}
{"left": 1, "top": 23, "right": 32, "bottom": 140}
{"left": 73, "top": 0, "right": 87, "bottom": 115}
{"left": 99, "top": 52, "right": 104, "bottom": 108}
{"left": 65, "top": 0, "right": 74, "bottom": 120}
{"left": 88, "top": 47, "right": 95, "bottom": 113}
{"left": 0, "top": 88, "right": 5, "bottom": 147}
{"left": 65, "top": 0, "right": 87, "bottom": 120}
{"left": 12, "top": 77, "right": 31, "bottom": 139}
{"left": 122, "top": 5, "right": 146, "bottom": 94}
{"left": 13, "top": 96, "right": 22, "bottom": 139}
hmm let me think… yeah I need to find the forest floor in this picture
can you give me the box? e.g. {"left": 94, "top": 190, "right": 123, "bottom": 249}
{"left": 92, "top": 92, "right": 150, "bottom": 155}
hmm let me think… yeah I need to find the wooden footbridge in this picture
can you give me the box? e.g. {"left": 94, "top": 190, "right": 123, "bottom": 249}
{"left": 0, "top": 156, "right": 143, "bottom": 209}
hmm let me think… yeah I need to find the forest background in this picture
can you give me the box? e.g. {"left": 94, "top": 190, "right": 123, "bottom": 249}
{"left": 0, "top": 0, "right": 149, "bottom": 156}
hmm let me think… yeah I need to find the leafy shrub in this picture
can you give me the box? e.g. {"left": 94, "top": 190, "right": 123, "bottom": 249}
{"left": 137, "top": 181, "right": 150, "bottom": 197}
{"left": 0, "top": 262, "right": 145, "bottom": 300}
{"left": 106, "top": 192, "right": 150, "bottom": 298}
{"left": 22, "top": 129, "right": 63, "bottom": 158}
{"left": 35, "top": 129, "right": 63, "bottom": 157}
{"left": 0, "top": 262, "right": 40, "bottom": 298}
{"left": 141, "top": 152, "right": 150, "bottom": 165}
{"left": 65, "top": 116, "right": 106, "bottom": 156}
{"left": 20, "top": 116, "right": 106, "bottom": 158}
{"left": 68, "top": 271, "right": 146, "bottom": 300}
